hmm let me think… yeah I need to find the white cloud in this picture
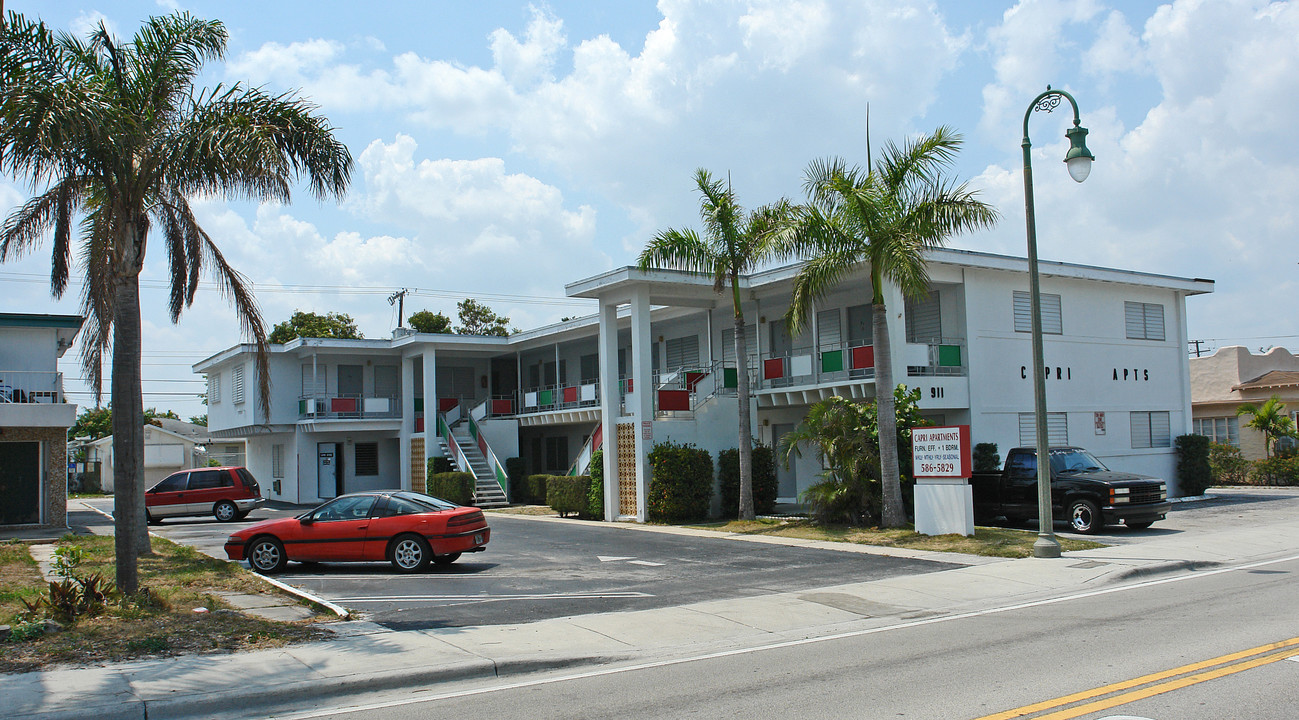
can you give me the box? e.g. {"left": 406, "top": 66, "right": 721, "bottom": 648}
{"left": 70, "top": 11, "right": 115, "bottom": 39}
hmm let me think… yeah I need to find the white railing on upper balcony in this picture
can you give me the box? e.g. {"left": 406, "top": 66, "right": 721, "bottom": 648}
{"left": 757, "top": 340, "right": 877, "bottom": 389}
{"left": 298, "top": 394, "right": 400, "bottom": 420}
{"left": 904, "top": 337, "right": 967, "bottom": 377}
{"left": 520, "top": 381, "right": 600, "bottom": 414}
{"left": 0, "top": 370, "right": 66, "bottom": 403}
{"left": 652, "top": 361, "right": 728, "bottom": 417}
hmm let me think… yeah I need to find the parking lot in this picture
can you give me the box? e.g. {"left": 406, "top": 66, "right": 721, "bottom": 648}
{"left": 78, "top": 498, "right": 956, "bottom": 630}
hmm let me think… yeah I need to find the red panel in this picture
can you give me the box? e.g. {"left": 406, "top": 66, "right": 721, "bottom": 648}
{"left": 438, "top": 398, "right": 459, "bottom": 412}
{"left": 685, "top": 372, "right": 706, "bottom": 391}
{"left": 850, "top": 345, "right": 875, "bottom": 369}
{"left": 492, "top": 399, "right": 514, "bottom": 415}
{"left": 763, "top": 358, "right": 785, "bottom": 380}
{"left": 414, "top": 418, "right": 424, "bottom": 433}
{"left": 658, "top": 389, "right": 690, "bottom": 411}
{"left": 624, "top": 378, "right": 633, "bottom": 392}
{"left": 563, "top": 386, "right": 578, "bottom": 403}
{"left": 330, "top": 397, "right": 357, "bottom": 412}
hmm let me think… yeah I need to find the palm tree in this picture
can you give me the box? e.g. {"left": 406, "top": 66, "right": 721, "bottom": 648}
{"left": 638, "top": 169, "right": 791, "bottom": 520}
{"left": 0, "top": 12, "right": 352, "bottom": 592}
{"left": 1236, "top": 396, "right": 1296, "bottom": 460}
{"left": 784, "top": 127, "right": 997, "bottom": 528}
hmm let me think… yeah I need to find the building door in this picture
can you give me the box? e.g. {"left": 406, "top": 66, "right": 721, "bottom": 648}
{"left": 772, "top": 424, "right": 798, "bottom": 500}
{"left": 338, "top": 365, "right": 363, "bottom": 399}
{"left": 0, "top": 442, "right": 41, "bottom": 524}
{"left": 318, "top": 443, "right": 341, "bottom": 498}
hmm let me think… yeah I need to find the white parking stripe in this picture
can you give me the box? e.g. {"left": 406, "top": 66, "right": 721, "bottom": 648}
{"left": 333, "top": 591, "right": 653, "bottom": 603}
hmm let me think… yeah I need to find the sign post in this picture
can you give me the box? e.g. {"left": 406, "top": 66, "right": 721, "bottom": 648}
{"left": 911, "top": 425, "right": 974, "bottom": 537}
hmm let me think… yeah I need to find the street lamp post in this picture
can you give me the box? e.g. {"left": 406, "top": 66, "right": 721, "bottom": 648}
{"left": 1022, "top": 86, "right": 1094, "bottom": 559}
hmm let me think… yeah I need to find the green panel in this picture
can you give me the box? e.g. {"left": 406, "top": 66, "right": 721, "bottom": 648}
{"left": 938, "top": 345, "right": 962, "bottom": 367}
{"left": 820, "top": 350, "right": 843, "bottom": 373}
{"left": 469, "top": 421, "right": 479, "bottom": 440}
{"left": 413, "top": 397, "right": 424, "bottom": 412}
{"left": 298, "top": 399, "right": 306, "bottom": 414}
{"left": 539, "top": 389, "right": 553, "bottom": 406}
{"left": 723, "top": 368, "right": 738, "bottom": 388}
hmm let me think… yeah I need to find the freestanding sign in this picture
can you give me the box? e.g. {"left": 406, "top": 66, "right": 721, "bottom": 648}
{"left": 911, "top": 425, "right": 974, "bottom": 537}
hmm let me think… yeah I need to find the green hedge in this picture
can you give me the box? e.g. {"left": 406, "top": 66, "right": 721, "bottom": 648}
{"left": 427, "top": 471, "right": 475, "bottom": 506}
{"left": 1249, "top": 456, "right": 1299, "bottom": 486}
{"left": 717, "top": 445, "right": 777, "bottom": 518}
{"left": 1209, "top": 442, "right": 1251, "bottom": 485}
{"left": 505, "top": 457, "right": 528, "bottom": 502}
{"left": 547, "top": 475, "right": 590, "bottom": 517}
{"left": 1175, "top": 434, "right": 1212, "bottom": 496}
{"left": 586, "top": 449, "right": 605, "bottom": 520}
{"left": 429, "top": 456, "right": 454, "bottom": 475}
{"left": 647, "top": 441, "right": 713, "bottom": 523}
{"left": 518, "top": 474, "right": 550, "bottom": 505}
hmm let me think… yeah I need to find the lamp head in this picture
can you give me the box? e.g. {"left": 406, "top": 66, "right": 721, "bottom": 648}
{"left": 1064, "top": 125, "right": 1094, "bottom": 183}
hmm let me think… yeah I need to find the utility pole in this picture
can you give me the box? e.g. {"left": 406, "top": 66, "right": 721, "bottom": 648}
{"left": 388, "top": 288, "right": 410, "bottom": 328}
{"left": 1188, "top": 339, "right": 1206, "bottom": 357}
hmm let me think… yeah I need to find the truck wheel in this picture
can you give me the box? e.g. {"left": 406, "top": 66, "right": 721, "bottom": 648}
{"left": 1068, "top": 498, "right": 1102, "bottom": 534}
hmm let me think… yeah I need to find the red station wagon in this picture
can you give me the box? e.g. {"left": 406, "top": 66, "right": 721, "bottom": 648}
{"left": 145, "top": 466, "right": 266, "bottom": 523}
{"left": 224, "top": 491, "right": 490, "bottom": 573}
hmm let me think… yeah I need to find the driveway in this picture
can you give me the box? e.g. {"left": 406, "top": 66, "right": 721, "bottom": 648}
{"left": 76, "top": 498, "right": 957, "bottom": 630}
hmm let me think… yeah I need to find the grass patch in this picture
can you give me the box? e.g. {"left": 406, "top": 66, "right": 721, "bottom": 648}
{"left": 0, "top": 535, "right": 326, "bottom": 673}
{"left": 686, "top": 518, "right": 1105, "bottom": 557}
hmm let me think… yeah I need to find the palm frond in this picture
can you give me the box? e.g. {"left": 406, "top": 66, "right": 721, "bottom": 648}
{"left": 201, "top": 236, "right": 272, "bottom": 419}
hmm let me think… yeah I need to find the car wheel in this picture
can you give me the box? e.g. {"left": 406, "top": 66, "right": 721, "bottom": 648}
{"left": 214, "top": 500, "right": 239, "bottom": 522}
{"left": 389, "top": 534, "right": 431, "bottom": 573}
{"left": 432, "top": 552, "right": 461, "bottom": 566}
{"left": 248, "top": 536, "right": 287, "bottom": 574}
{"left": 1126, "top": 520, "right": 1154, "bottom": 531}
{"left": 1068, "top": 498, "right": 1102, "bottom": 534}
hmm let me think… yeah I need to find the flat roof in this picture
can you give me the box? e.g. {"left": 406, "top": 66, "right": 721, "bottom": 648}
{"left": 0, "top": 313, "right": 84, "bottom": 329}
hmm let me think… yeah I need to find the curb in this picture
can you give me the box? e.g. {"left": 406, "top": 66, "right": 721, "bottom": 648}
{"left": 1108, "top": 559, "right": 1223, "bottom": 582}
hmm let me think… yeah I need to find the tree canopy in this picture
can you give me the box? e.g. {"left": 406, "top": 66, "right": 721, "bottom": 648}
{"left": 407, "top": 309, "right": 453, "bottom": 334}
{"left": 455, "top": 298, "right": 511, "bottom": 336}
{"left": 269, "top": 310, "right": 362, "bottom": 344}
{"left": 69, "top": 405, "right": 182, "bottom": 441}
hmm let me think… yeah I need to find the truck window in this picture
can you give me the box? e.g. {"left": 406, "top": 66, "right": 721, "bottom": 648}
{"left": 1007, "top": 452, "right": 1036, "bottom": 476}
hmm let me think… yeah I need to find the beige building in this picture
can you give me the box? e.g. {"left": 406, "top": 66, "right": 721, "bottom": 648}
{"left": 1190, "top": 346, "right": 1299, "bottom": 460}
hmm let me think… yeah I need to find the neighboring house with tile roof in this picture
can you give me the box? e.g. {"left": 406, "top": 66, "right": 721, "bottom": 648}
{"left": 1190, "top": 346, "right": 1299, "bottom": 460}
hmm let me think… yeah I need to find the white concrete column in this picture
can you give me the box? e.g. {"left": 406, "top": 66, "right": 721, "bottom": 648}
{"left": 885, "top": 281, "right": 908, "bottom": 395}
{"left": 422, "top": 352, "right": 438, "bottom": 478}
{"left": 400, "top": 352, "right": 415, "bottom": 491}
{"left": 630, "top": 285, "right": 653, "bottom": 522}
{"left": 598, "top": 299, "right": 621, "bottom": 521}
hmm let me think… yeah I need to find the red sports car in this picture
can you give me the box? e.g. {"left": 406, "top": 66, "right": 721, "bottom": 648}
{"left": 225, "top": 491, "right": 490, "bottom": 574}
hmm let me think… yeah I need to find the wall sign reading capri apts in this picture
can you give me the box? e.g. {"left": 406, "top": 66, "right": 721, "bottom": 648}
{"left": 911, "top": 425, "right": 972, "bottom": 479}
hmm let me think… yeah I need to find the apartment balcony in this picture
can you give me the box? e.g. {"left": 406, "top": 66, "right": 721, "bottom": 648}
{"left": 297, "top": 394, "right": 402, "bottom": 432}
{"left": 0, "top": 370, "right": 75, "bottom": 428}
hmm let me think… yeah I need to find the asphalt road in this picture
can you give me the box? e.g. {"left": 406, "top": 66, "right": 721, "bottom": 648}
{"left": 271, "top": 552, "right": 1299, "bottom": 720}
{"left": 79, "top": 499, "right": 956, "bottom": 629}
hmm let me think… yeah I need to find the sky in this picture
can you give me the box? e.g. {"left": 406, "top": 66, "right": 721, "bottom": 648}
{"left": 3, "top": 0, "right": 1297, "bottom": 420}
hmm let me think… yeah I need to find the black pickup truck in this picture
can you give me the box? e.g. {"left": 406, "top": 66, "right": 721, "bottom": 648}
{"left": 971, "top": 447, "right": 1171, "bottom": 534}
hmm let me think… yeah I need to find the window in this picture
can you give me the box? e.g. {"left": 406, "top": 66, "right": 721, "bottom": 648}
{"left": 231, "top": 364, "right": 245, "bottom": 405}
{"left": 905, "top": 292, "right": 942, "bottom": 343}
{"left": 311, "top": 495, "right": 376, "bottom": 522}
{"left": 545, "top": 436, "right": 569, "bottom": 472}
{"left": 209, "top": 373, "right": 221, "bottom": 404}
{"left": 1131, "top": 411, "right": 1172, "bottom": 448}
{"left": 1013, "top": 291, "right": 1062, "bottom": 335}
{"left": 354, "top": 442, "right": 379, "bottom": 476}
{"left": 1018, "top": 412, "right": 1069, "bottom": 446}
{"left": 665, "top": 335, "right": 700, "bottom": 370}
{"left": 846, "top": 304, "right": 873, "bottom": 346}
{"left": 272, "top": 445, "right": 285, "bottom": 479}
{"left": 1192, "top": 417, "right": 1239, "bottom": 446}
{"left": 188, "top": 469, "right": 232, "bottom": 490}
{"left": 721, "top": 328, "right": 757, "bottom": 365}
{"left": 817, "top": 309, "right": 842, "bottom": 350}
{"left": 151, "top": 473, "right": 188, "bottom": 493}
{"left": 377, "top": 496, "right": 429, "bottom": 517}
{"left": 580, "top": 354, "right": 599, "bottom": 384}
{"left": 1125, "top": 302, "right": 1166, "bottom": 341}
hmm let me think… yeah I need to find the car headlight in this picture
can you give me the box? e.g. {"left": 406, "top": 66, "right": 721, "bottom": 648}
{"left": 1109, "top": 487, "right": 1129, "bottom": 504}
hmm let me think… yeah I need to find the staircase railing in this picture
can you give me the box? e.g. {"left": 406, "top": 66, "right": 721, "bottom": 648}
{"left": 466, "top": 406, "right": 510, "bottom": 497}
{"left": 566, "top": 422, "right": 604, "bottom": 476}
{"left": 437, "top": 413, "right": 470, "bottom": 474}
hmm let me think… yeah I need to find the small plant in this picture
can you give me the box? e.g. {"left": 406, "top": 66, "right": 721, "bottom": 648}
{"left": 22, "top": 573, "right": 121, "bottom": 625}
{"left": 51, "top": 545, "right": 84, "bottom": 579}
{"left": 586, "top": 450, "right": 605, "bottom": 519}
{"left": 1208, "top": 442, "right": 1250, "bottom": 485}
{"left": 973, "top": 443, "right": 1000, "bottom": 472}
{"left": 6, "top": 621, "right": 46, "bottom": 643}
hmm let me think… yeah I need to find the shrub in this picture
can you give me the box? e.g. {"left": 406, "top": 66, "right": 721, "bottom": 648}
{"left": 430, "top": 456, "right": 454, "bottom": 475}
{"left": 973, "top": 443, "right": 1000, "bottom": 472}
{"left": 1249, "top": 456, "right": 1299, "bottom": 486}
{"left": 505, "top": 457, "right": 528, "bottom": 502}
{"left": 547, "top": 476, "right": 590, "bottom": 517}
{"left": 1208, "top": 442, "right": 1251, "bottom": 485}
{"left": 801, "top": 475, "right": 878, "bottom": 525}
{"left": 22, "top": 573, "right": 120, "bottom": 625}
{"left": 524, "top": 474, "right": 551, "bottom": 505}
{"left": 717, "top": 445, "right": 778, "bottom": 518}
{"left": 427, "top": 472, "right": 475, "bottom": 506}
{"left": 647, "top": 441, "right": 713, "bottom": 523}
{"left": 586, "top": 450, "right": 605, "bottom": 519}
{"left": 1174, "top": 434, "right": 1212, "bottom": 496}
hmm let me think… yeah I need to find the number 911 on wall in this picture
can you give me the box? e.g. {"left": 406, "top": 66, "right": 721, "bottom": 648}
{"left": 911, "top": 425, "right": 972, "bottom": 479}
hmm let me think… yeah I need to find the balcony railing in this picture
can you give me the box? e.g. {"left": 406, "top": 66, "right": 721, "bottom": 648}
{"left": 521, "top": 381, "right": 601, "bottom": 414}
{"left": 757, "top": 341, "right": 877, "bottom": 390}
{"left": 904, "top": 338, "right": 967, "bottom": 377}
{"left": 0, "top": 370, "right": 66, "bottom": 404}
{"left": 299, "top": 394, "right": 400, "bottom": 420}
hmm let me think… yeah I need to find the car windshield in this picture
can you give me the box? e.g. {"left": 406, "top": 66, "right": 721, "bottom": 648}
{"left": 392, "top": 490, "right": 459, "bottom": 511}
{"left": 1049, "top": 449, "right": 1108, "bottom": 473}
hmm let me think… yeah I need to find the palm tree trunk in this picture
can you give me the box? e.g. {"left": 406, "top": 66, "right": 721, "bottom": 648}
{"left": 734, "top": 296, "right": 755, "bottom": 521}
{"left": 873, "top": 301, "right": 906, "bottom": 528}
{"left": 112, "top": 270, "right": 148, "bottom": 594}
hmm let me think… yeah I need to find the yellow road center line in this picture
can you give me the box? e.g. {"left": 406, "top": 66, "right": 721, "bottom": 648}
{"left": 972, "top": 636, "right": 1299, "bottom": 720}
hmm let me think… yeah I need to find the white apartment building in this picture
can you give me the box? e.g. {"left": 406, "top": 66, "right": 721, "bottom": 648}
{"left": 195, "top": 248, "right": 1212, "bottom": 519}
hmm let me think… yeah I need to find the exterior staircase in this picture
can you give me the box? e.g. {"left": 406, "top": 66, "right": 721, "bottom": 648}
{"left": 449, "top": 421, "right": 509, "bottom": 508}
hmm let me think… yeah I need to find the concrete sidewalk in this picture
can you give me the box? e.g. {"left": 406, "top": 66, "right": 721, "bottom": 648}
{"left": 8, "top": 491, "right": 1299, "bottom": 720}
